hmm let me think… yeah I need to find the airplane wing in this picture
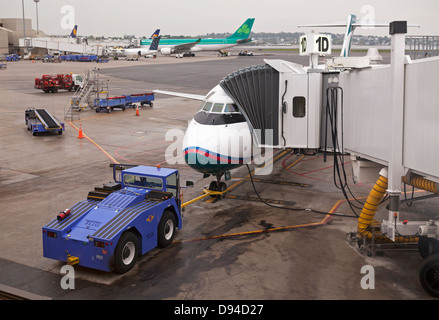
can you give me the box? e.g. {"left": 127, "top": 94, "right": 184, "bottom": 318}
{"left": 153, "top": 90, "right": 205, "bottom": 101}
{"left": 172, "top": 39, "right": 201, "bottom": 53}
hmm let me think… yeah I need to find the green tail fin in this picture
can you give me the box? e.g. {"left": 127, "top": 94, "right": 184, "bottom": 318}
{"left": 228, "top": 18, "right": 255, "bottom": 39}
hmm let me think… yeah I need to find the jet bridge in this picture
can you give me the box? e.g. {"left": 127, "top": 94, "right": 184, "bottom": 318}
{"left": 19, "top": 37, "right": 106, "bottom": 55}
{"left": 220, "top": 21, "right": 439, "bottom": 297}
{"left": 220, "top": 60, "right": 322, "bottom": 149}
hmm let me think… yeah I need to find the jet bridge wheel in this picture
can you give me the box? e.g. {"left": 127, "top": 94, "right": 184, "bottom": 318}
{"left": 114, "top": 231, "right": 139, "bottom": 274}
{"left": 419, "top": 253, "right": 439, "bottom": 298}
{"left": 418, "top": 237, "right": 439, "bottom": 259}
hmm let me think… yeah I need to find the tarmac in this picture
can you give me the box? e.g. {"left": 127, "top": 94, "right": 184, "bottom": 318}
{"left": 0, "top": 48, "right": 436, "bottom": 300}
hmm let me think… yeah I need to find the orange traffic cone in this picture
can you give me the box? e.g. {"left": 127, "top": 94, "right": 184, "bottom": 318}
{"left": 77, "top": 123, "right": 84, "bottom": 139}
{"left": 135, "top": 105, "right": 140, "bottom": 116}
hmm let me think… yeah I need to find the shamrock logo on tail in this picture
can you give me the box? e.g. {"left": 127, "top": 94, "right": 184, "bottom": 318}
{"left": 238, "top": 24, "right": 250, "bottom": 35}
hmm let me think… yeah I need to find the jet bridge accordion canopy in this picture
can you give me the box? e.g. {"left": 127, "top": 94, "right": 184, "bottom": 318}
{"left": 220, "top": 64, "right": 280, "bottom": 146}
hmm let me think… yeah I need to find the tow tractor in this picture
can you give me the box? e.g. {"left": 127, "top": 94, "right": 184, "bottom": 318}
{"left": 42, "top": 164, "right": 191, "bottom": 273}
{"left": 25, "top": 107, "right": 65, "bottom": 135}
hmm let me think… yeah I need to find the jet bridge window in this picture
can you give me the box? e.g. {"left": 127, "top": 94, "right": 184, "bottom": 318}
{"left": 293, "top": 96, "right": 306, "bottom": 118}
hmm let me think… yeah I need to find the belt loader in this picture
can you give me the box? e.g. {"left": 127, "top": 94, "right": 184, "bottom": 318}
{"left": 25, "top": 108, "right": 65, "bottom": 135}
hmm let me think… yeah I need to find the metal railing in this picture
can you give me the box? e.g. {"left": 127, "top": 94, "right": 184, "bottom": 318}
{"left": 406, "top": 35, "right": 439, "bottom": 59}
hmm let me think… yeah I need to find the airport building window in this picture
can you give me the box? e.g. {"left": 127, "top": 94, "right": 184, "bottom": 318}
{"left": 293, "top": 96, "right": 306, "bottom": 118}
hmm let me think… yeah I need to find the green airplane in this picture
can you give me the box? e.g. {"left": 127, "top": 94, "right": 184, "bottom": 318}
{"left": 140, "top": 18, "right": 255, "bottom": 57}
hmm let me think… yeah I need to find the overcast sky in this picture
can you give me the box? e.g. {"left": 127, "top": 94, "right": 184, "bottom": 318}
{"left": 2, "top": 0, "right": 438, "bottom": 37}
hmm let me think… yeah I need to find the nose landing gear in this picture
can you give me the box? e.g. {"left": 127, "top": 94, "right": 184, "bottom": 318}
{"left": 207, "top": 173, "right": 228, "bottom": 199}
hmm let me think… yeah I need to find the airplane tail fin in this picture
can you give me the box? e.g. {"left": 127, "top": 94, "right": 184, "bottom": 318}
{"left": 70, "top": 25, "right": 78, "bottom": 38}
{"left": 149, "top": 29, "right": 160, "bottom": 39}
{"left": 149, "top": 36, "right": 161, "bottom": 51}
{"left": 341, "top": 14, "right": 356, "bottom": 57}
{"left": 227, "top": 18, "right": 255, "bottom": 39}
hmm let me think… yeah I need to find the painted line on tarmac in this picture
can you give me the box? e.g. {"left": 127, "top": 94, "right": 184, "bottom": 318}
{"left": 68, "top": 121, "right": 119, "bottom": 164}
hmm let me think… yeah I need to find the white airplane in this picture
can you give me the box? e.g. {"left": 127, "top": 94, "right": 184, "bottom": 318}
{"left": 142, "top": 18, "right": 255, "bottom": 58}
{"left": 155, "top": 85, "right": 261, "bottom": 195}
{"left": 109, "top": 30, "right": 161, "bottom": 59}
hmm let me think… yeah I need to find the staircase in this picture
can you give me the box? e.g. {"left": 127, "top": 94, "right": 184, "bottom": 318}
{"left": 64, "top": 69, "right": 109, "bottom": 121}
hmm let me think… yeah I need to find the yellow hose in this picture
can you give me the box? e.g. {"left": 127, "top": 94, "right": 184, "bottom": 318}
{"left": 403, "top": 173, "right": 438, "bottom": 194}
{"left": 357, "top": 171, "right": 420, "bottom": 243}
{"left": 357, "top": 175, "right": 388, "bottom": 239}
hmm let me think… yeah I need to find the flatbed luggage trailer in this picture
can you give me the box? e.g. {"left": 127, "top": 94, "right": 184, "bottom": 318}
{"left": 42, "top": 164, "right": 185, "bottom": 273}
{"left": 25, "top": 107, "right": 65, "bottom": 135}
{"left": 95, "top": 92, "right": 154, "bottom": 113}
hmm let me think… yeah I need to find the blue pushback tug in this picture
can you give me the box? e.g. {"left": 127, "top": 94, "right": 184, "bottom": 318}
{"left": 42, "top": 164, "right": 188, "bottom": 273}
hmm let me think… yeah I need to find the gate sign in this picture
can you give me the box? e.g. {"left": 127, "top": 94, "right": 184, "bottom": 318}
{"left": 299, "top": 34, "right": 332, "bottom": 56}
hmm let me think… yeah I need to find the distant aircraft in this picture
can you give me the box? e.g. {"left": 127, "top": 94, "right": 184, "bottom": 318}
{"left": 149, "top": 29, "right": 160, "bottom": 39}
{"left": 141, "top": 18, "right": 255, "bottom": 58}
{"left": 70, "top": 25, "right": 78, "bottom": 38}
{"left": 109, "top": 31, "right": 162, "bottom": 59}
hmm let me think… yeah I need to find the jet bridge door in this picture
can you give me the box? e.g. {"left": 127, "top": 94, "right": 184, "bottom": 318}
{"left": 281, "top": 73, "right": 308, "bottom": 148}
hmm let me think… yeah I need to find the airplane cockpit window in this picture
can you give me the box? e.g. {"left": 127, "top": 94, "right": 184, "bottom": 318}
{"left": 198, "top": 102, "right": 242, "bottom": 115}
{"left": 224, "top": 104, "right": 239, "bottom": 113}
{"left": 212, "top": 103, "right": 224, "bottom": 113}
{"left": 202, "top": 102, "right": 213, "bottom": 112}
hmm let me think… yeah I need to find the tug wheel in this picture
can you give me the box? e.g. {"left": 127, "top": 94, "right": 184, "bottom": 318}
{"left": 114, "top": 231, "right": 139, "bottom": 274}
{"left": 158, "top": 210, "right": 176, "bottom": 248}
{"left": 419, "top": 253, "right": 439, "bottom": 298}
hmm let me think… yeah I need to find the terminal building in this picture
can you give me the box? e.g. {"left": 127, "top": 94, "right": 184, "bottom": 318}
{"left": 0, "top": 18, "right": 48, "bottom": 55}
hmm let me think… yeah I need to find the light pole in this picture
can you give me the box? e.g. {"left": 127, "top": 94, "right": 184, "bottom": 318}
{"left": 33, "top": 0, "right": 40, "bottom": 36}
{"left": 21, "top": 0, "right": 27, "bottom": 56}
{"left": 21, "top": 0, "right": 26, "bottom": 39}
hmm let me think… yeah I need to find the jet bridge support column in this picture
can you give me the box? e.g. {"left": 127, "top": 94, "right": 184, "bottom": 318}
{"left": 386, "top": 21, "right": 408, "bottom": 241}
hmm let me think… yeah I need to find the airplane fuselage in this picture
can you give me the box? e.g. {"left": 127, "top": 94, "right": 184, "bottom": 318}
{"left": 141, "top": 38, "right": 250, "bottom": 53}
{"left": 182, "top": 85, "right": 259, "bottom": 176}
